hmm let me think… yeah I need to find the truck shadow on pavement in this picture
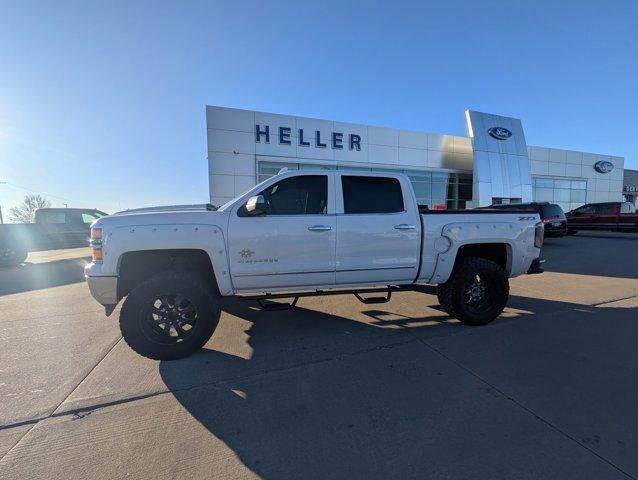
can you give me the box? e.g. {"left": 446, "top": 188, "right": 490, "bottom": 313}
{"left": 157, "top": 293, "right": 638, "bottom": 479}
{"left": 539, "top": 234, "right": 638, "bottom": 279}
{"left": 0, "top": 257, "right": 90, "bottom": 297}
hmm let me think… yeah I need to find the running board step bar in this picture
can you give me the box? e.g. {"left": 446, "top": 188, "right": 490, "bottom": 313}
{"left": 256, "top": 297, "right": 299, "bottom": 311}
{"left": 353, "top": 291, "right": 392, "bottom": 304}
{"left": 244, "top": 285, "right": 432, "bottom": 311}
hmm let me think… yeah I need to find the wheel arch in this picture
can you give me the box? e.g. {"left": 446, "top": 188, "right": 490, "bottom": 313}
{"left": 102, "top": 223, "right": 233, "bottom": 299}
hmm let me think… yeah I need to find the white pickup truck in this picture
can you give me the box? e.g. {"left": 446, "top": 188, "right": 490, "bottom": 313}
{"left": 86, "top": 170, "right": 544, "bottom": 360}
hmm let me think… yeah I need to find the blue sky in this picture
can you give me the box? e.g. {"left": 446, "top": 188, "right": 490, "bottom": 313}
{"left": 1, "top": 0, "right": 637, "bottom": 217}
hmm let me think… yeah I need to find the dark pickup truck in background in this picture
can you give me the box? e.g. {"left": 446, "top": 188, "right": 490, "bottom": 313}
{"left": 0, "top": 208, "right": 107, "bottom": 267}
{"left": 566, "top": 202, "right": 638, "bottom": 234}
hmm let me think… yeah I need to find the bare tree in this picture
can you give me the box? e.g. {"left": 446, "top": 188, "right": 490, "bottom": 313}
{"left": 8, "top": 194, "right": 51, "bottom": 223}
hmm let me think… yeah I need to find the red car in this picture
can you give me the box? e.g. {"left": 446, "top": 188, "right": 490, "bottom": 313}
{"left": 566, "top": 202, "right": 638, "bottom": 234}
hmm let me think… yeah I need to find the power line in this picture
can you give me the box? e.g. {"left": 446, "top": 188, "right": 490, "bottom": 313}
{"left": 0, "top": 181, "right": 74, "bottom": 202}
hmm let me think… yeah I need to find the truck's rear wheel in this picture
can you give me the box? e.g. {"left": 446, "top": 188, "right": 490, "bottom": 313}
{"left": 119, "top": 273, "right": 221, "bottom": 360}
{"left": 437, "top": 257, "right": 509, "bottom": 326}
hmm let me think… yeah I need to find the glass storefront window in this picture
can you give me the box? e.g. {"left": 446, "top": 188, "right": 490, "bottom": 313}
{"left": 533, "top": 177, "right": 588, "bottom": 212}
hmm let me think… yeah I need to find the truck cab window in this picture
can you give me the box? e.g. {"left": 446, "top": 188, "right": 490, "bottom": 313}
{"left": 40, "top": 212, "right": 66, "bottom": 224}
{"left": 574, "top": 205, "right": 594, "bottom": 215}
{"left": 342, "top": 176, "right": 404, "bottom": 214}
{"left": 82, "top": 213, "right": 100, "bottom": 224}
{"left": 253, "top": 175, "right": 327, "bottom": 215}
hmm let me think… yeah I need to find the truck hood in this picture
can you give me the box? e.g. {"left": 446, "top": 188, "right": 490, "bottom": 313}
{"left": 93, "top": 208, "right": 229, "bottom": 230}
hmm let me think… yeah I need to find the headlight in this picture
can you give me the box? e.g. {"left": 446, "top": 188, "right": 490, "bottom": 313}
{"left": 534, "top": 222, "right": 544, "bottom": 248}
{"left": 90, "top": 227, "right": 103, "bottom": 263}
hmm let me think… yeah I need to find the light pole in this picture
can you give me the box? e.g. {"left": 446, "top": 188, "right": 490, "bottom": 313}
{"left": 0, "top": 181, "right": 6, "bottom": 224}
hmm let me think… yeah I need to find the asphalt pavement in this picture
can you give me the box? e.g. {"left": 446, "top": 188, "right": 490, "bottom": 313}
{"left": 0, "top": 234, "right": 637, "bottom": 479}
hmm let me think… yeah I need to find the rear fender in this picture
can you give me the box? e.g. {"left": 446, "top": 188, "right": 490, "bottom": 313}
{"left": 425, "top": 221, "right": 538, "bottom": 284}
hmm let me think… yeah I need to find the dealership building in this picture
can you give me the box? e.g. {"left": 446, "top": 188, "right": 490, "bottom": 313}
{"left": 624, "top": 169, "right": 638, "bottom": 206}
{"left": 206, "top": 106, "right": 625, "bottom": 212}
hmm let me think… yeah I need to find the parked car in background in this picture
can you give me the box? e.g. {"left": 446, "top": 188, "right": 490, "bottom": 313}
{"left": 0, "top": 208, "right": 107, "bottom": 267}
{"left": 566, "top": 202, "right": 638, "bottom": 234}
{"left": 479, "top": 202, "right": 567, "bottom": 237}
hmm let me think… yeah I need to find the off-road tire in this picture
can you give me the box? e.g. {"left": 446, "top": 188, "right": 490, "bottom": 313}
{"left": 437, "top": 257, "right": 509, "bottom": 326}
{"left": 0, "top": 246, "right": 28, "bottom": 268}
{"left": 119, "top": 272, "right": 221, "bottom": 360}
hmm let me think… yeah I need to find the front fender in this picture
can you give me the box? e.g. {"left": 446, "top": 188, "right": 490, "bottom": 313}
{"left": 100, "top": 223, "right": 233, "bottom": 296}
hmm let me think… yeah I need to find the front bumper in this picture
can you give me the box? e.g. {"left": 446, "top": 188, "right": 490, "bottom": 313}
{"left": 85, "top": 263, "right": 118, "bottom": 305}
{"left": 527, "top": 257, "right": 545, "bottom": 275}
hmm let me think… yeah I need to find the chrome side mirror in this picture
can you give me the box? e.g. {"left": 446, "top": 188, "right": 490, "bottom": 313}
{"left": 245, "top": 195, "right": 268, "bottom": 216}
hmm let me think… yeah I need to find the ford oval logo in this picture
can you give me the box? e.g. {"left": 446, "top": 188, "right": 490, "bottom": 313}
{"left": 488, "top": 126, "right": 512, "bottom": 140}
{"left": 594, "top": 160, "right": 614, "bottom": 174}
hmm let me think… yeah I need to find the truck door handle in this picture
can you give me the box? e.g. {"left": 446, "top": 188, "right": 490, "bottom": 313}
{"left": 308, "top": 225, "right": 332, "bottom": 232}
{"left": 394, "top": 224, "right": 416, "bottom": 230}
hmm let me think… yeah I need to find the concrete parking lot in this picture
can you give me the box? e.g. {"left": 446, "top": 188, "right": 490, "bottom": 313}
{"left": 1, "top": 234, "right": 637, "bottom": 479}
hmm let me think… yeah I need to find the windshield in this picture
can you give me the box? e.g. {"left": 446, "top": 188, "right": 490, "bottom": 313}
{"left": 216, "top": 176, "right": 273, "bottom": 211}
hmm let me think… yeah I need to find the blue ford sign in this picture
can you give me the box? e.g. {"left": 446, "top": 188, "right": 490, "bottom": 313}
{"left": 594, "top": 160, "right": 614, "bottom": 174}
{"left": 487, "top": 127, "right": 512, "bottom": 140}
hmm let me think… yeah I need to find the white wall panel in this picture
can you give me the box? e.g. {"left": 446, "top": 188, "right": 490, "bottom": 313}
{"left": 210, "top": 174, "right": 235, "bottom": 197}
{"left": 208, "top": 129, "right": 255, "bottom": 154}
{"left": 368, "top": 144, "right": 398, "bottom": 165}
{"left": 234, "top": 175, "right": 255, "bottom": 196}
{"left": 565, "top": 150, "right": 582, "bottom": 164}
{"left": 528, "top": 146, "right": 550, "bottom": 161}
{"left": 428, "top": 133, "right": 454, "bottom": 152}
{"left": 453, "top": 136, "right": 473, "bottom": 155}
{"left": 398, "top": 147, "right": 427, "bottom": 167}
{"left": 549, "top": 148, "right": 567, "bottom": 163}
{"left": 399, "top": 130, "right": 428, "bottom": 149}
{"left": 206, "top": 106, "right": 254, "bottom": 132}
{"left": 368, "top": 126, "right": 398, "bottom": 146}
{"left": 334, "top": 140, "right": 368, "bottom": 164}
{"left": 565, "top": 163, "right": 582, "bottom": 178}
{"left": 547, "top": 162, "right": 566, "bottom": 177}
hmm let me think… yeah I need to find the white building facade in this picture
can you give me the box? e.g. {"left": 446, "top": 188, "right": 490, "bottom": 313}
{"left": 207, "top": 106, "right": 624, "bottom": 212}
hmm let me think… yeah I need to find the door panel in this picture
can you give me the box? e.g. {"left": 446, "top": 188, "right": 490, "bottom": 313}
{"left": 228, "top": 173, "right": 336, "bottom": 291}
{"left": 335, "top": 174, "right": 420, "bottom": 285}
{"left": 336, "top": 213, "right": 420, "bottom": 284}
{"left": 228, "top": 215, "right": 336, "bottom": 290}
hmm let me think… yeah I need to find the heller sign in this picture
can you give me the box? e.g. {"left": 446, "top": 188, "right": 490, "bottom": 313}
{"left": 255, "top": 124, "right": 362, "bottom": 151}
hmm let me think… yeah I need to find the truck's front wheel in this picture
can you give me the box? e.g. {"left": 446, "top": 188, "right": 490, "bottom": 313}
{"left": 437, "top": 257, "right": 509, "bottom": 326}
{"left": 0, "top": 246, "right": 28, "bottom": 268}
{"left": 119, "top": 273, "right": 221, "bottom": 360}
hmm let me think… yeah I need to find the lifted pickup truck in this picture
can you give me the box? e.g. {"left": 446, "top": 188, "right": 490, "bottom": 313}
{"left": 0, "top": 208, "right": 107, "bottom": 267}
{"left": 85, "top": 170, "right": 544, "bottom": 360}
{"left": 566, "top": 202, "right": 638, "bottom": 234}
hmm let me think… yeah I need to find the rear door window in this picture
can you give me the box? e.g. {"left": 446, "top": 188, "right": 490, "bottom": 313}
{"left": 594, "top": 204, "right": 615, "bottom": 215}
{"left": 342, "top": 176, "right": 404, "bottom": 214}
